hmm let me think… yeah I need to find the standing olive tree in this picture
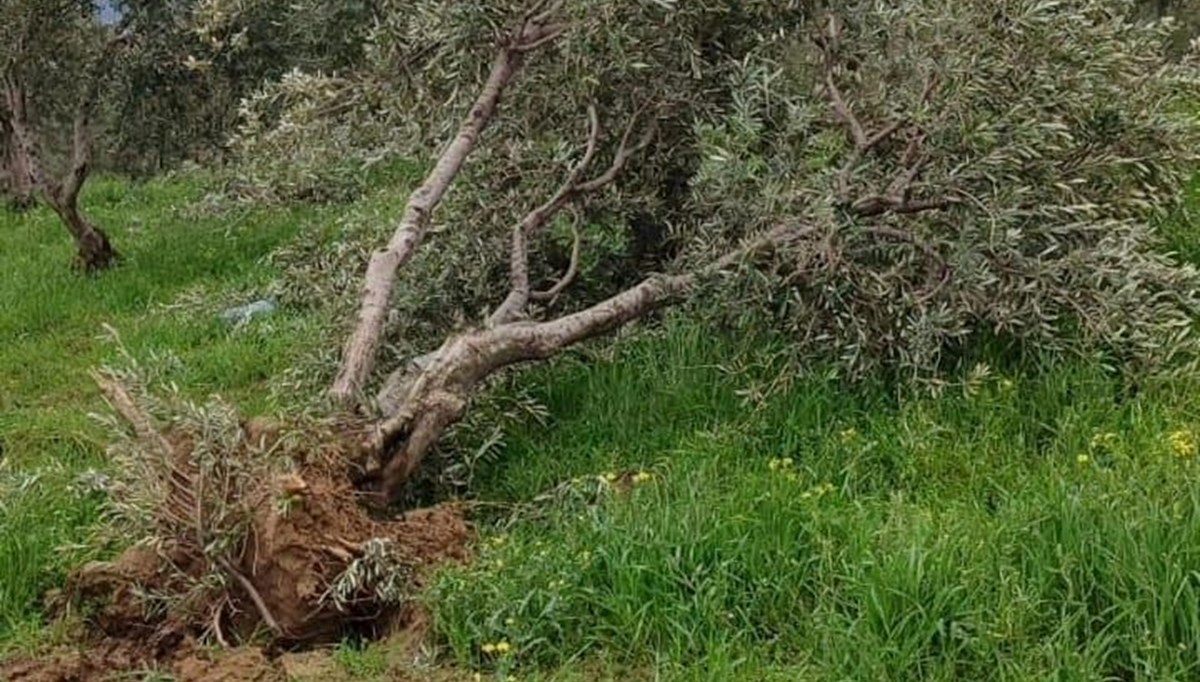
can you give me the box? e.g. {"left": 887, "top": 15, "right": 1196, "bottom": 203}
{"left": 0, "top": 0, "right": 126, "bottom": 270}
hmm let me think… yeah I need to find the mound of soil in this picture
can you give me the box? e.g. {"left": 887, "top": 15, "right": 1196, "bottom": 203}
{"left": 0, "top": 433, "right": 472, "bottom": 682}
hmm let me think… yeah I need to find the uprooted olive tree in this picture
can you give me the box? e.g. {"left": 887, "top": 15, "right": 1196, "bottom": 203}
{"left": 0, "top": 0, "right": 126, "bottom": 270}
{"left": 80, "top": 0, "right": 1200, "bottom": 654}
{"left": 325, "top": 0, "right": 1200, "bottom": 501}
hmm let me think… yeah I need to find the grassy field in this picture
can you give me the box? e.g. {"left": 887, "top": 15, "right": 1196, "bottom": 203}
{"left": 5, "top": 178, "right": 1200, "bottom": 681}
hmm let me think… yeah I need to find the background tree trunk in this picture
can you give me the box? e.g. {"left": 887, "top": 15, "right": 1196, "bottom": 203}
{"left": 3, "top": 44, "right": 124, "bottom": 271}
{"left": 6, "top": 140, "right": 35, "bottom": 209}
{"left": 47, "top": 195, "right": 118, "bottom": 270}
{"left": 1, "top": 82, "right": 34, "bottom": 210}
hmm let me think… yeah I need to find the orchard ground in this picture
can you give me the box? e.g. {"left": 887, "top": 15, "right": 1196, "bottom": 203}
{"left": 4, "top": 175, "right": 1200, "bottom": 680}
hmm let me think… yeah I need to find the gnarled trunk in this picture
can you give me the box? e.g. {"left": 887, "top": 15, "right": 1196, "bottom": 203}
{"left": 1, "top": 30, "right": 129, "bottom": 270}
{"left": 47, "top": 194, "right": 119, "bottom": 271}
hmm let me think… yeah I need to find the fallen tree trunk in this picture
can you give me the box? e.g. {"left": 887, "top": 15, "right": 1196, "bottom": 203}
{"left": 367, "top": 224, "right": 804, "bottom": 499}
{"left": 348, "top": 16, "right": 956, "bottom": 503}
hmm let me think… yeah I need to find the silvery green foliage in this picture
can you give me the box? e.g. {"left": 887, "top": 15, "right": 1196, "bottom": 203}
{"left": 323, "top": 538, "right": 412, "bottom": 611}
{"left": 688, "top": 0, "right": 1200, "bottom": 373}
{"left": 223, "top": 68, "right": 412, "bottom": 202}
{"left": 252, "top": 0, "right": 1200, "bottom": 376}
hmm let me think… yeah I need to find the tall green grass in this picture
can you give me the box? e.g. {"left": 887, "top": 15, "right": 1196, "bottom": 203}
{"left": 429, "top": 322, "right": 1200, "bottom": 681}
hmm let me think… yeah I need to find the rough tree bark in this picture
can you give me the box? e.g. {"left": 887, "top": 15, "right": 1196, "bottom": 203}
{"left": 0, "top": 86, "right": 35, "bottom": 210}
{"left": 329, "top": 2, "right": 567, "bottom": 405}
{"left": 344, "top": 12, "right": 954, "bottom": 502}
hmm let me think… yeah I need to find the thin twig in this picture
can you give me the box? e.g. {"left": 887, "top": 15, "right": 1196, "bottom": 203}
{"left": 210, "top": 597, "right": 230, "bottom": 648}
{"left": 217, "top": 556, "right": 283, "bottom": 636}
{"left": 532, "top": 209, "right": 583, "bottom": 302}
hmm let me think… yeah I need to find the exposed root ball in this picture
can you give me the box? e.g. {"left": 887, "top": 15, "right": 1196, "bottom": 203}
{"left": 0, "top": 422, "right": 471, "bottom": 681}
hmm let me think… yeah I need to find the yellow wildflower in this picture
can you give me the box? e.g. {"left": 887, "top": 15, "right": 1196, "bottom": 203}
{"left": 505, "top": 617, "right": 516, "bottom": 626}
{"left": 482, "top": 643, "right": 497, "bottom": 654}
{"left": 839, "top": 427, "right": 859, "bottom": 443}
{"left": 1089, "top": 432, "right": 1118, "bottom": 450}
{"left": 602, "top": 471, "right": 618, "bottom": 483}
{"left": 632, "top": 471, "right": 654, "bottom": 484}
{"left": 802, "top": 482, "right": 835, "bottom": 498}
{"left": 1170, "top": 430, "right": 1197, "bottom": 459}
{"left": 495, "top": 641, "right": 512, "bottom": 654}
{"left": 1076, "top": 453, "right": 1090, "bottom": 465}
{"left": 768, "top": 457, "right": 795, "bottom": 471}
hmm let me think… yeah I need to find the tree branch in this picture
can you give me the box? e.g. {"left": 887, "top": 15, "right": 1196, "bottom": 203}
{"left": 487, "top": 105, "right": 653, "bottom": 326}
{"left": 821, "top": 16, "right": 907, "bottom": 201}
{"left": 488, "top": 107, "right": 601, "bottom": 326}
{"left": 817, "top": 16, "right": 954, "bottom": 221}
{"left": 531, "top": 210, "right": 582, "bottom": 302}
{"left": 92, "top": 370, "right": 175, "bottom": 461}
{"left": 860, "top": 225, "right": 950, "bottom": 303}
{"left": 330, "top": 7, "right": 566, "bottom": 406}
{"left": 848, "top": 129, "right": 957, "bottom": 218}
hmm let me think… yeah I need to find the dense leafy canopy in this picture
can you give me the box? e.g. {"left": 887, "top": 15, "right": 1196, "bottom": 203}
{"left": 255, "top": 0, "right": 1200, "bottom": 380}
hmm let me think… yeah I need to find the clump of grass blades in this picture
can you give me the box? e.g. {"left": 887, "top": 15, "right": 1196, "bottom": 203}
{"left": 426, "top": 325, "right": 1200, "bottom": 681}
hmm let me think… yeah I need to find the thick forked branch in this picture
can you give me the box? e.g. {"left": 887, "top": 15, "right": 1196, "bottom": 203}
{"left": 330, "top": 6, "right": 567, "bottom": 406}
{"left": 372, "top": 224, "right": 807, "bottom": 499}
{"left": 487, "top": 107, "right": 654, "bottom": 326}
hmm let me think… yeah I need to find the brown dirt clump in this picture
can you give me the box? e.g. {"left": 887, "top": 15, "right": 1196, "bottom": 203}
{"left": 243, "top": 468, "right": 471, "bottom": 643}
{"left": 0, "top": 641, "right": 287, "bottom": 682}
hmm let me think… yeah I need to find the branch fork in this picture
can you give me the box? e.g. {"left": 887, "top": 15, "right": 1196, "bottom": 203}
{"left": 487, "top": 105, "right": 655, "bottom": 327}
